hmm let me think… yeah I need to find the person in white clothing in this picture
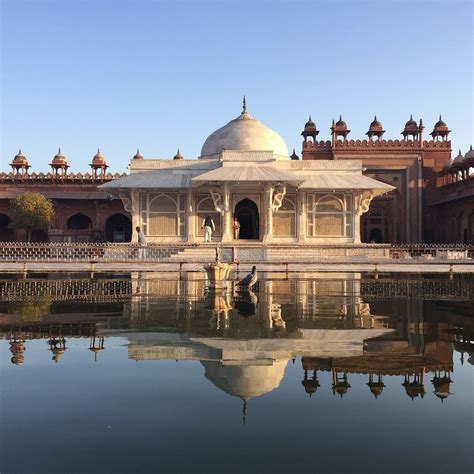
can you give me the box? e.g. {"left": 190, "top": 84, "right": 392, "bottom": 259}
{"left": 136, "top": 226, "right": 147, "bottom": 259}
{"left": 202, "top": 216, "right": 215, "bottom": 242}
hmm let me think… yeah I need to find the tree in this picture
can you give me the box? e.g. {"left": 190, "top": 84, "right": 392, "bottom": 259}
{"left": 9, "top": 192, "right": 55, "bottom": 241}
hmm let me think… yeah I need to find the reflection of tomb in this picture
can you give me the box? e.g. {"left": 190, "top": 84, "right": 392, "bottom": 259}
{"left": 48, "top": 336, "right": 67, "bottom": 363}
{"left": 89, "top": 335, "right": 105, "bottom": 362}
{"left": 127, "top": 273, "right": 392, "bottom": 336}
{"left": 302, "top": 370, "right": 320, "bottom": 397}
{"left": 202, "top": 359, "right": 288, "bottom": 422}
{"left": 9, "top": 333, "right": 26, "bottom": 365}
{"left": 431, "top": 370, "right": 453, "bottom": 402}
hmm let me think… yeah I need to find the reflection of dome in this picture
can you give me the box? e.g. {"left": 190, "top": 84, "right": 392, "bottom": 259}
{"left": 200, "top": 98, "right": 289, "bottom": 157}
{"left": 201, "top": 359, "right": 288, "bottom": 399}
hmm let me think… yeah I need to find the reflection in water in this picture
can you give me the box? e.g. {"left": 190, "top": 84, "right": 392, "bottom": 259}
{"left": 1, "top": 272, "right": 472, "bottom": 402}
{"left": 0, "top": 272, "right": 472, "bottom": 473}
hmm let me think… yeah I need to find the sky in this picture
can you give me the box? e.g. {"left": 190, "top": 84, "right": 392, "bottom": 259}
{"left": 1, "top": 0, "right": 472, "bottom": 173}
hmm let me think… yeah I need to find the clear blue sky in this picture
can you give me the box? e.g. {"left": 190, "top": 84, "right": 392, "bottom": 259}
{"left": 1, "top": 0, "right": 472, "bottom": 173}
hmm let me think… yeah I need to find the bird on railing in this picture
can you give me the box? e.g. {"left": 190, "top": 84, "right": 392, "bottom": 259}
{"left": 238, "top": 266, "right": 258, "bottom": 289}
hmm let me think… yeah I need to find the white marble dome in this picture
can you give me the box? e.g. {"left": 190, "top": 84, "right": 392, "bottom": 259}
{"left": 201, "top": 359, "right": 288, "bottom": 399}
{"left": 200, "top": 101, "right": 289, "bottom": 157}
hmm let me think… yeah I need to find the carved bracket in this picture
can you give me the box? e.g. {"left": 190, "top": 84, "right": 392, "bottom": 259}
{"left": 355, "top": 191, "right": 374, "bottom": 215}
{"left": 209, "top": 185, "right": 228, "bottom": 214}
{"left": 271, "top": 185, "right": 287, "bottom": 212}
{"left": 119, "top": 191, "right": 138, "bottom": 214}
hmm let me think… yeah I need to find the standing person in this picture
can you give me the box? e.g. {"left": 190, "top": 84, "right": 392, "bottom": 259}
{"left": 136, "top": 226, "right": 147, "bottom": 259}
{"left": 202, "top": 215, "right": 215, "bottom": 242}
{"left": 233, "top": 216, "right": 241, "bottom": 240}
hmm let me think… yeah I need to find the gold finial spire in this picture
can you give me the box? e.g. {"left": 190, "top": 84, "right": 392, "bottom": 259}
{"left": 242, "top": 95, "right": 247, "bottom": 113}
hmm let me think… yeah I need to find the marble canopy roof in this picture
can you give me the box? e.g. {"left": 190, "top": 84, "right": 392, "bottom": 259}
{"left": 100, "top": 151, "right": 395, "bottom": 197}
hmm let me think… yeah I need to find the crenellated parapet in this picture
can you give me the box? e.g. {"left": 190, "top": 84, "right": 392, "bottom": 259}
{"left": 422, "top": 140, "right": 452, "bottom": 149}
{"left": 0, "top": 171, "right": 126, "bottom": 182}
{"left": 303, "top": 138, "right": 452, "bottom": 151}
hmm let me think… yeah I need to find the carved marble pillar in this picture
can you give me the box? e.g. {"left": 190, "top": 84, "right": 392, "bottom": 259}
{"left": 264, "top": 184, "right": 274, "bottom": 242}
{"left": 221, "top": 183, "right": 232, "bottom": 243}
{"left": 186, "top": 188, "right": 195, "bottom": 243}
{"left": 209, "top": 184, "right": 231, "bottom": 243}
{"left": 354, "top": 191, "right": 374, "bottom": 243}
{"left": 297, "top": 191, "right": 306, "bottom": 243}
{"left": 119, "top": 190, "right": 139, "bottom": 241}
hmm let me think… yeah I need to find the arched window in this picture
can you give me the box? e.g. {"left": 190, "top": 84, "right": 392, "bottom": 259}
{"left": 306, "top": 193, "right": 352, "bottom": 237}
{"left": 66, "top": 213, "right": 92, "bottom": 230}
{"left": 196, "top": 195, "right": 222, "bottom": 237}
{"left": 0, "top": 213, "right": 14, "bottom": 242}
{"left": 273, "top": 195, "right": 296, "bottom": 237}
{"left": 139, "top": 193, "right": 186, "bottom": 237}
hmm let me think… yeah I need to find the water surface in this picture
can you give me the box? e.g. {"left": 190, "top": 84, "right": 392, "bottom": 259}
{"left": 0, "top": 272, "right": 472, "bottom": 474}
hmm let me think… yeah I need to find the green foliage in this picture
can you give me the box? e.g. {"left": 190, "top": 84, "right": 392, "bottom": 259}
{"left": 9, "top": 295, "right": 52, "bottom": 322}
{"left": 9, "top": 192, "right": 55, "bottom": 240}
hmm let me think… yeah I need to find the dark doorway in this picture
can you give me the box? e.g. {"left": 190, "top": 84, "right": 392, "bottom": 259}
{"left": 369, "top": 228, "right": 383, "bottom": 243}
{"left": 0, "top": 214, "right": 14, "bottom": 241}
{"left": 105, "top": 213, "right": 132, "bottom": 242}
{"left": 66, "top": 213, "right": 92, "bottom": 230}
{"left": 235, "top": 199, "right": 259, "bottom": 240}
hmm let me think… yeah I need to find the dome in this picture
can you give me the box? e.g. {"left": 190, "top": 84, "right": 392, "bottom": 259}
{"left": 52, "top": 148, "right": 67, "bottom": 164}
{"left": 92, "top": 148, "right": 106, "bottom": 164}
{"left": 173, "top": 149, "right": 184, "bottom": 160}
{"left": 200, "top": 100, "right": 289, "bottom": 157}
{"left": 290, "top": 149, "right": 299, "bottom": 160}
{"left": 367, "top": 116, "right": 385, "bottom": 138}
{"left": 133, "top": 148, "right": 143, "bottom": 160}
{"left": 403, "top": 115, "right": 419, "bottom": 134}
{"left": 369, "top": 116, "right": 383, "bottom": 131}
{"left": 334, "top": 115, "right": 347, "bottom": 129}
{"left": 433, "top": 115, "right": 449, "bottom": 131}
{"left": 464, "top": 145, "right": 474, "bottom": 164}
{"left": 201, "top": 359, "right": 288, "bottom": 399}
{"left": 452, "top": 150, "right": 464, "bottom": 167}
{"left": 12, "top": 149, "right": 28, "bottom": 164}
{"left": 304, "top": 116, "right": 316, "bottom": 130}
{"left": 443, "top": 157, "right": 453, "bottom": 170}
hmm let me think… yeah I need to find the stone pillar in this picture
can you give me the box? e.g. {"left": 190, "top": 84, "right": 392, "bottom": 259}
{"left": 298, "top": 191, "right": 306, "bottom": 242}
{"left": 264, "top": 184, "right": 273, "bottom": 242}
{"left": 221, "top": 183, "right": 232, "bottom": 243}
{"left": 120, "top": 191, "right": 140, "bottom": 242}
{"left": 186, "top": 188, "right": 195, "bottom": 243}
{"left": 131, "top": 191, "right": 140, "bottom": 241}
{"left": 353, "top": 193, "right": 361, "bottom": 244}
{"left": 354, "top": 191, "right": 373, "bottom": 244}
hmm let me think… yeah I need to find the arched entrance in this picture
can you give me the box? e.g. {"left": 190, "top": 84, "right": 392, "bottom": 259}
{"left": 369, "top": 228, "right": 383, "bottom": 243}
{"left": 235, "top": 199, "right": 259, "bottom": 240}
{"left": 66, "top": 213, "right": 92, "bottom": 230}
{"left": 105, "top": 213, "right": 132, "bottom": 242}
{"left": 0, "top": 214, "right": 13, "bottom": 241}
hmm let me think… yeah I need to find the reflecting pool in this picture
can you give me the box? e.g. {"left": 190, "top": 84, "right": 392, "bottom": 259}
{"left": 0, "top": 272, "right": 473, "bottom": 473}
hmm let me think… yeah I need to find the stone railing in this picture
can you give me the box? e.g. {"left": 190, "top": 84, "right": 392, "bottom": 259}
{"left": 0, "top": 242, "right": 472, "bottom": 263}
{"left": 0, "top": 242, "right": 197, "bottom": 262}
{"left": 388, "top": 244, "right": 473, "bottom": 260}
{"left": 1, "top": 275, "right": 473, "bottom": 304}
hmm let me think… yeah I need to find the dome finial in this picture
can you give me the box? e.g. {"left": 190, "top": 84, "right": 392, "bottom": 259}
{"left": 242, "top": 95, "right": 247, "bottom": 113}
